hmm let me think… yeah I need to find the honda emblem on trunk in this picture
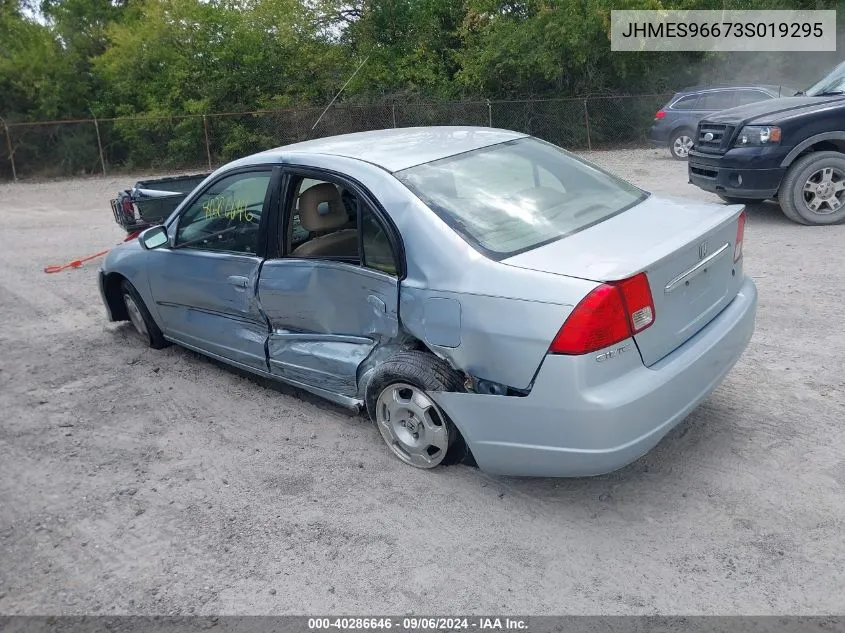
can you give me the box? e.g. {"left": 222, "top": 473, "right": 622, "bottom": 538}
{"left": 698, "top": 241, "right": 709, "bottom": 260}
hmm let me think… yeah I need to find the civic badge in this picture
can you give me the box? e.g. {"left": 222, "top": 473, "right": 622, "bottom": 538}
{"left": 704, "top": 132, "right": 714, "bottom": 141}
{"left": 698, "top": 241, "right": 709, "bottom": 259}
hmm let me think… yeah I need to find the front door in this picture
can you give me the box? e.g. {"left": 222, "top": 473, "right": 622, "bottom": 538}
{"left": 145, "top": 168, "right": 278, "bottom": 371}
{"left": 256, "top": 172, "right": 401, "bottom": 398}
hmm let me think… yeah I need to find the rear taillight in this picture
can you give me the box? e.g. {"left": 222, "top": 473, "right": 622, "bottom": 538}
{"left": 654, "top": 110, "right": 666, "bottom": 120}
{"left": 615, "top": 273, "right": 655, "bottom": 334}
{"left": 734, "top": 210, "right": 746, "bottom": 263}
{"left": 549, "top": 273, "right": 655, "bottom": 355}
{"left": 121, "top": 198, "right": 135, "bottom": 219}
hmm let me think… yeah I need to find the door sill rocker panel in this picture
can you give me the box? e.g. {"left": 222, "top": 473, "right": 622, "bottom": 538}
{"left": 164, "top": 335, "right": 364, "bottom": 411}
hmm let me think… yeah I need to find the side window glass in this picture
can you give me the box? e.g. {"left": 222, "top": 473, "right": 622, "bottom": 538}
{"left": 671, "top": 95, "right": 700, "bottom": 110}
{"left": 736, "top": 90, "right": 771, "bottom": 106}
{"left": 698, "top": 91, "right": 738, "bottom": 110}
{"left": 176, "top": 171, "right": 271, "bottom": 254}
{"left": 361, "top": 206, "right": 397, "bottom": 276}
{"left": 285, "top": 175, "right": 398, "bottom": 275}
{"left": 289, "top": 179, "right": 358, "bottom": 261}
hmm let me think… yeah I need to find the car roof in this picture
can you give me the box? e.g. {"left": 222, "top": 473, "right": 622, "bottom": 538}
{"left": 675, "top": 84, "right": 784, "bottom": 95}
{"left": 245, "top": 126, "right": 528, "bottom": 173}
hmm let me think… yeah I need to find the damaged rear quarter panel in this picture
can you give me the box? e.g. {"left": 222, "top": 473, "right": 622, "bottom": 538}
{"left": 399, "top": 278, "right": 593, "bottom": 391}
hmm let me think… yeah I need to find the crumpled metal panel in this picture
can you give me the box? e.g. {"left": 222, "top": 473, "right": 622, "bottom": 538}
{"left": 354, "top": 337, "right": 417, "bottom": 401}
{"left": 267, "top": 334, "right": 374, "bottom": 397}
{"left": 400, "top": 284, "right": 584, "bottom": 391}
{"left": 259, "top": 259, "right": 398, "bottom": 337}
{"left": 258, "top": 258, "right": 400, "bottom": 395}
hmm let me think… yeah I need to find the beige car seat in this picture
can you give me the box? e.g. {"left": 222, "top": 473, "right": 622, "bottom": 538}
{"left": 291, "top": 184, "right": 358, "bottom": 258}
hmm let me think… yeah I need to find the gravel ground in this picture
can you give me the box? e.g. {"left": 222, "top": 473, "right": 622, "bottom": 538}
{"left": 0, "top": 148, "right": 843, "bottom": 616}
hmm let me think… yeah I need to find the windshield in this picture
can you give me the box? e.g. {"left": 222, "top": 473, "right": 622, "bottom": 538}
{"left": 395, "top": 137, "right": 647, "bottom": 258}
{"left": 805, "top": 61, "right": 845, "bottom": 96}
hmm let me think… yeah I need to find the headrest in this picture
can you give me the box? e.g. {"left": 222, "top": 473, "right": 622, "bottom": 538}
{"left": 297, "top": 184, "right": 348, "bottom": 232}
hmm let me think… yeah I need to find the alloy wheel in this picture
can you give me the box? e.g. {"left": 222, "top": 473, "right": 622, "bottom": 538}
{"left": 802, "top": 166, "right": 845, "bottom": 215}
{"left": 673, "top": 135, "right": 693, "bottom": 158}
{"left": 374, "top": 382, "right": 451, "bottom": 469}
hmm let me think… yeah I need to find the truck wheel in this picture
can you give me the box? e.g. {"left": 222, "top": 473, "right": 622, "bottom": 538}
{"left": 669, "top": 129, "right": 694, "bottom": 160}
{"left": 780, "top": 151, "right": 845, "bottom": 225}
{"left": 716, "top": 194, "right": 765, "bottom": 205}
{"left": 120, "top": 280, "right": 168, "bottom": 349}
{"left": 365, "top": 350, "right": 469, "bottom": 469}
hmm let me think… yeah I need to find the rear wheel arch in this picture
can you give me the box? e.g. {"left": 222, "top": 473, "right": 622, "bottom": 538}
{"left": 410, "top": 339, "right": 459, "bottom": 366}
{"left": 670, "top": 124, "right": 695, "bottom": 138}
{"left": 364, "top": 349, "right": 473, "bottom": 468}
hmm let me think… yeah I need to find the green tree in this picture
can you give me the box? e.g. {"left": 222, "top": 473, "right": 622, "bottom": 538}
{"left": 94, "top": 0, "right": 343, "bottom": 116}
{"left": 316, "top": 0, "right": 467, "bottom": 100}
{"left": 0, "top": 0, "right": 78, "bottom": 119}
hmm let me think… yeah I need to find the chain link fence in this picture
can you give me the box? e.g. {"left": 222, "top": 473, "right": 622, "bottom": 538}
{"left": 0, "top": 94, "right": 671, "bottom": 181}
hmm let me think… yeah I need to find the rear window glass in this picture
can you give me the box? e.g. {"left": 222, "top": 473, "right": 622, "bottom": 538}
{"left": 395, "top": 138, "right": 647, "bottom": 258}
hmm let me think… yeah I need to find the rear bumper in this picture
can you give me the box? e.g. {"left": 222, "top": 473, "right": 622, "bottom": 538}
{"left": 688, "top": 149, "right": 785, "bottom": 199}
{"left": 432, "top": 277, "right": 757, "bottom": 477}
{"left": 649, "top": 125, "right": 670, "bottom": 144}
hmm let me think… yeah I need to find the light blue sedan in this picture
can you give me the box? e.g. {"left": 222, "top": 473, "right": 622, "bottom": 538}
{"left": 98, "top": 127, "right": 757, "bottom": 476}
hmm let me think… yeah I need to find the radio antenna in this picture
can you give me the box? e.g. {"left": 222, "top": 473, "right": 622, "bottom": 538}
{"left": 311, "top": 56, "right": 370, "bottom": 132}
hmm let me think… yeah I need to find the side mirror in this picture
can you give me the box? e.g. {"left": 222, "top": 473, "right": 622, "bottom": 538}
{"left": 139, "top": 225, "right": 169, "bottom": 250}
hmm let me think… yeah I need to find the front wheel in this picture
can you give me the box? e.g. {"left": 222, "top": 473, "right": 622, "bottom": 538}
{"left": 779, "top": 151, "right": 845, "bottom": 225}
{"left": 669, "top": 129, "right": 694, "bottom": 160}
{"left": 365, "top": 350, "right": 469, "bottom": 469}
{"left": 120, "top": 280, "right": 168, "bottom": 349}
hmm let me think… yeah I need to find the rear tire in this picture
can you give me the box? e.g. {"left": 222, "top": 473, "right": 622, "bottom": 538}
{"left": 669, "top": 129, "right": 694, "bottom": 160}
{"left": 779, "top": 151, "right": 845, "bottom": 225}
{"left": 120, "top": 280, "right": 168, "bottom": 349}
{"left": 365, "top": 350, "right": 470, "bottom": 469}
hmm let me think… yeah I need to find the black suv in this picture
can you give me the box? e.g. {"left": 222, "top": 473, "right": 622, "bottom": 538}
{"left": 688, "top": 61, "right": 845, "bottom": 226}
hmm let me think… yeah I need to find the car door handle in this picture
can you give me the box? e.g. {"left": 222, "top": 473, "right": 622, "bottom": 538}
{"left": 227, "top": 275, "right": 249, "bottom": 289}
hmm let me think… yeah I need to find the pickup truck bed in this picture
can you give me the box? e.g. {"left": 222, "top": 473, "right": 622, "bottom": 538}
{"left": 111, "top": 173, "right": 209, "bottom": 232}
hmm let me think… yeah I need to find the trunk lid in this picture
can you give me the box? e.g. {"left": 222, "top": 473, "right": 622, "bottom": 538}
{"left": 502, "top": 195, "right": 745, "bottom": 367}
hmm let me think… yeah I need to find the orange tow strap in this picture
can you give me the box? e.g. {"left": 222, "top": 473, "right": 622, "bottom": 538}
{"left": 43, "top": 230, "right": 143, "bottom": 274}
{"left": 44, "top": 250, "right": 110, "bottom": 273}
